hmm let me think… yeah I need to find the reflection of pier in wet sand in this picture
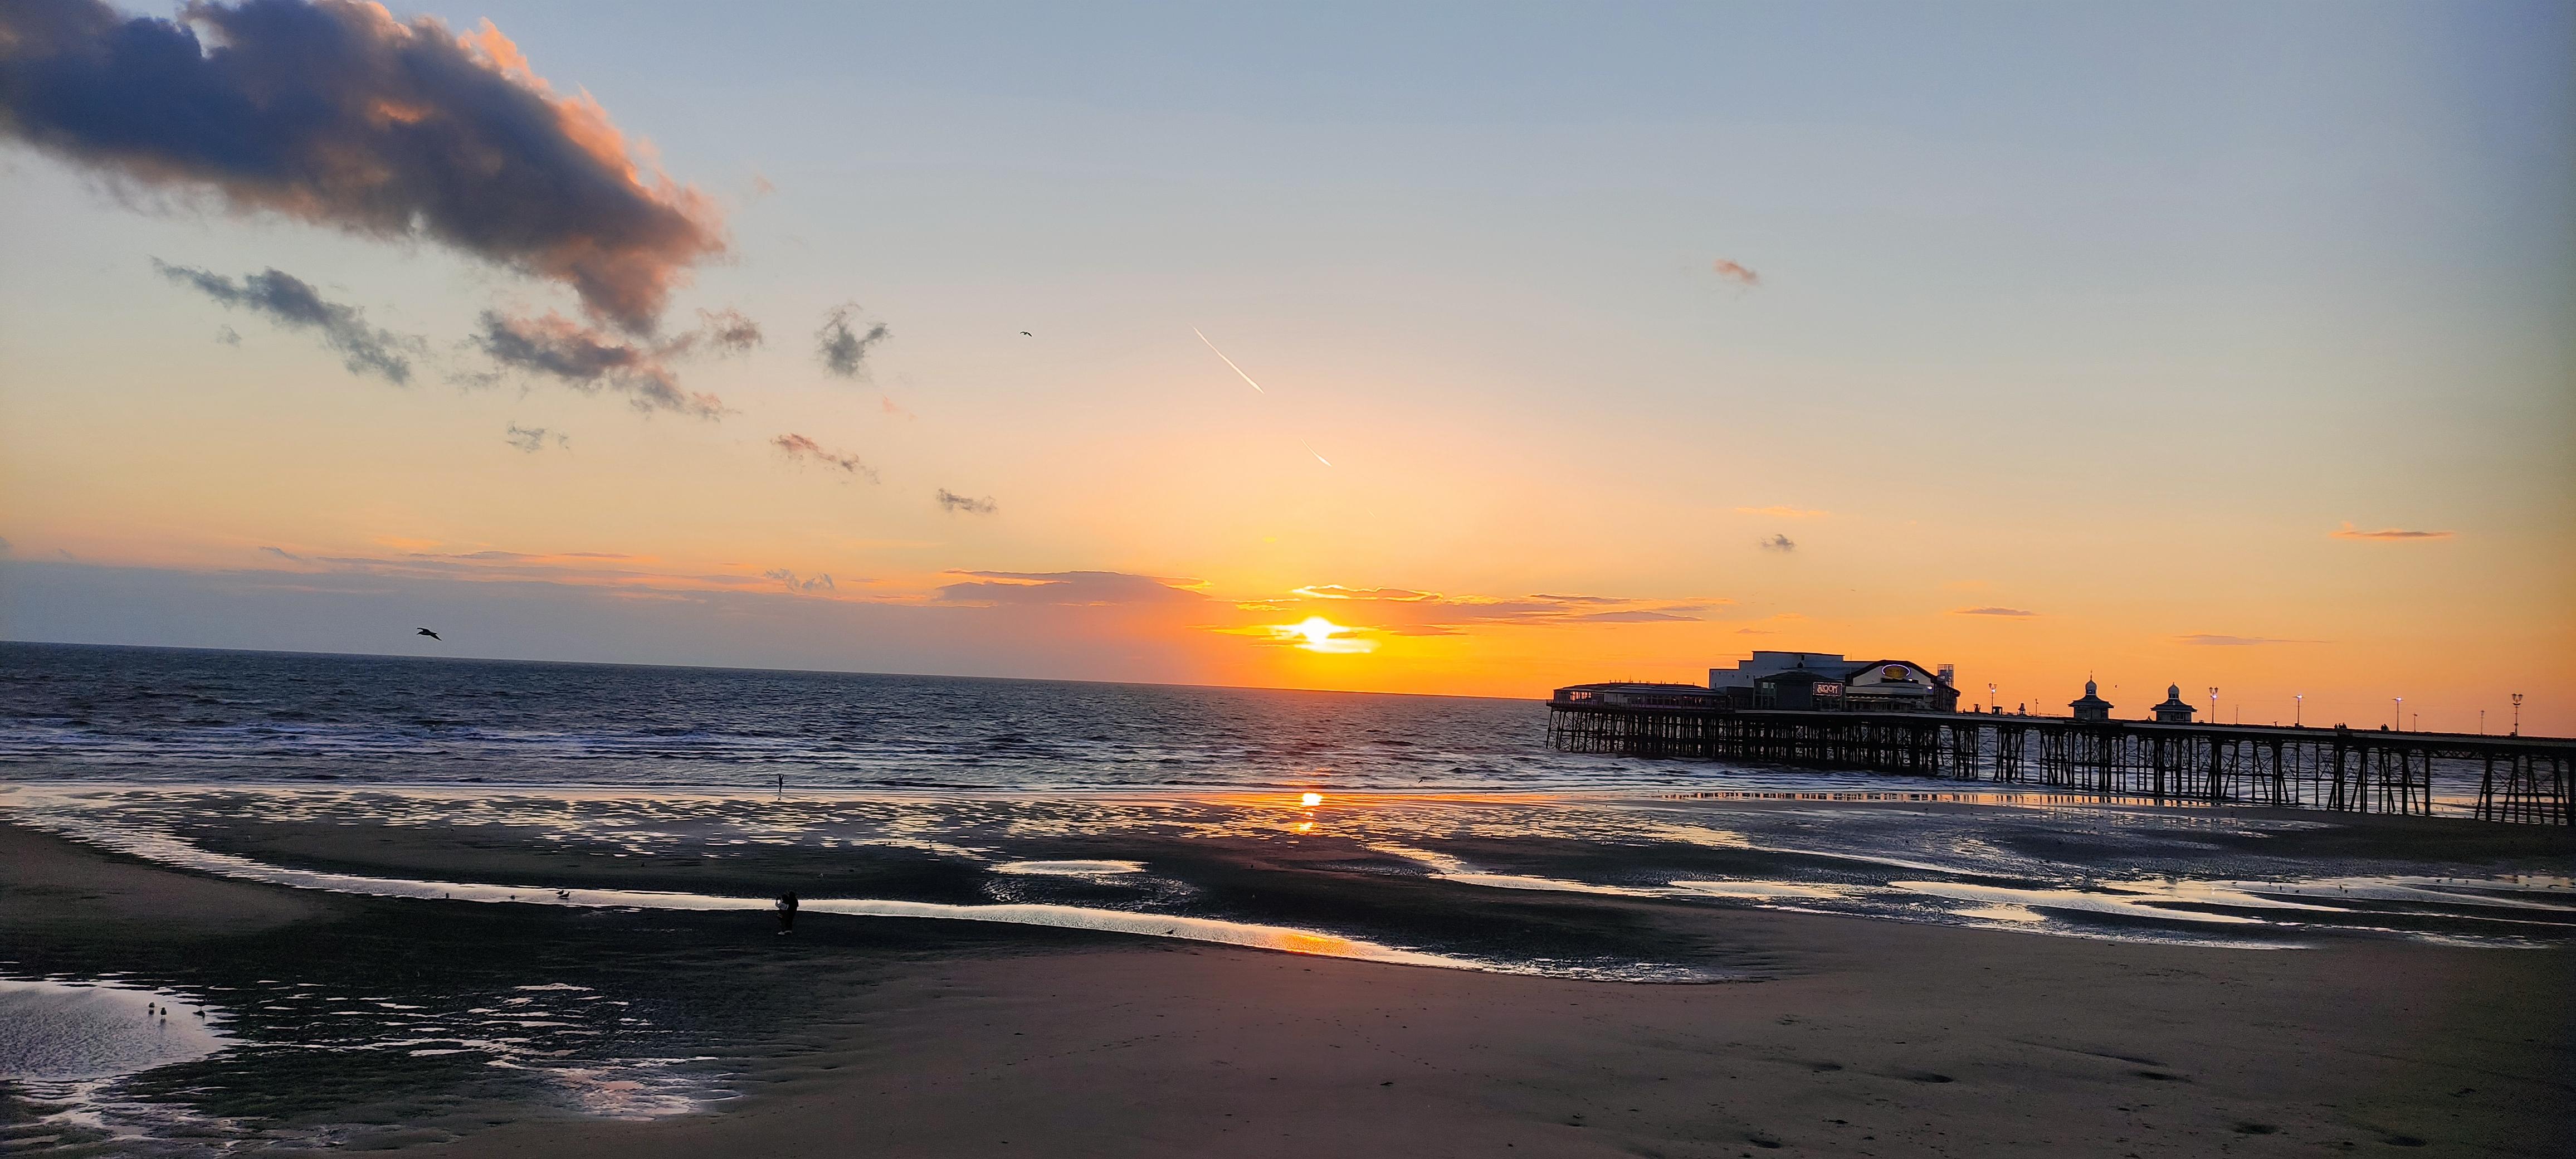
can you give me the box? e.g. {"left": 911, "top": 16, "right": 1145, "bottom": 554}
{"left": 1548, "top": 692, "right": 2574, "bottom": 825}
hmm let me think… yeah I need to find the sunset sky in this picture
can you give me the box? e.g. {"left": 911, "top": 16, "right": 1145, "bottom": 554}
{"left": 2, "top": 1, "right": 2570, "bottom": 732}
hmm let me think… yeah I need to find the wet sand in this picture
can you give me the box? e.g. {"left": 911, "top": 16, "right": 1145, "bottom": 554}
{"left": 4, "top": 818, "right": 2569, "bottom": 1157}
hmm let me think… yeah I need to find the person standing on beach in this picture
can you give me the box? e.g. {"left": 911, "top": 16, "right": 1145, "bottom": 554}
{"left": 776, "top": 890, "right": 798, "bottom": 934}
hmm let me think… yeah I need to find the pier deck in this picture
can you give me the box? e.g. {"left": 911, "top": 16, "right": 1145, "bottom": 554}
{"left": 1546, "top": 700, "right": 2573, "bottom": 825}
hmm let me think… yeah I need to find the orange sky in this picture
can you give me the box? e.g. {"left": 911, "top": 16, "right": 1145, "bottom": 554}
{"left": 2, "top": 1, "right": 2570, "bottom": 735}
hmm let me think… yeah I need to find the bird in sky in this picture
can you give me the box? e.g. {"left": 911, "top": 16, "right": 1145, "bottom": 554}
{"left": 416, "top": 628, "right": 441, "bottom": 641}
{"left": 1019, "top": 330, "right": 1032, "bottom": 337}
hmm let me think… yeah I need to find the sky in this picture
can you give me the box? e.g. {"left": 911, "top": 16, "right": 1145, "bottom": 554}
{"left": 1, "top": 0, "right": 2570, "bottom": 733}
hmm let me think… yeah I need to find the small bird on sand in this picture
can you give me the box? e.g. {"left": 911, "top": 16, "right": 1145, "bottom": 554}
{"left": 416, "top": 628, "right": 441, "bottom": 640}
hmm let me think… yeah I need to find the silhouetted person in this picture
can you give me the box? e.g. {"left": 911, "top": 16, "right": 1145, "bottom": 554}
{"left": 776, "top": 890, "right": 798, "bottom": 934}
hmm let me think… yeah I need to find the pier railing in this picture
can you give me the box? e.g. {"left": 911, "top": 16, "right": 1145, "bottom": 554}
{"left": 1545, "top": 703, "right": 2572, "bottom": 825}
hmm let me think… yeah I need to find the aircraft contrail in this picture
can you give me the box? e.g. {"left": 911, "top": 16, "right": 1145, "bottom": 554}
{"left": 1193, "top": 325, "right": 1332, "bottom": 467}
{"left": 1193, "top": 327, "right": 1266, "bottom": 394}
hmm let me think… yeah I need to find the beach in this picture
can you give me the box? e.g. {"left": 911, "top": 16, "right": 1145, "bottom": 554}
{"left": 4, "top": 798, "right": 2568, "bottom": 1158}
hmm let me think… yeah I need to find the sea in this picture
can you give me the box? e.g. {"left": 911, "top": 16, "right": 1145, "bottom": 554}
{"left": 0, "top": 640, "right": 1650, "bottom": 793}
{"left": 2, "top": 641, "right": 2568, "bottom": 1153}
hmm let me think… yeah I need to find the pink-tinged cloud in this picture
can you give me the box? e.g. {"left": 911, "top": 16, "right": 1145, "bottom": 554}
{"left": 1953, "top": 606, "right": 2038, "bottom": 617}
{"left": 1711, "top": 259, "right": 1761, "bottom": 286}
{"left": 2330, "top": 522, "right": 2455, "bottom": 541}
{"left": 772, "top": 434, "right": 877, "bottom": 481}
{"left": 0, "top": 0, "right": 726, "bottom": 334}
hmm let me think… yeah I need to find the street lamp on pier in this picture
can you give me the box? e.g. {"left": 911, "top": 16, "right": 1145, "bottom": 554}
{"left": 1987, "top": 683, "right": 1996, "bottom": 714}
{"left": 2393, "top": 696, "right": 2403, "bottom": 731}
{"left": 2512, "top": 693, "right": 2523, "bottom": 736}
{"left": 2208, "top": 686, "right": 2218, "bottom": 724}
{"left": 2295, "top": 693, "right": 2303, "bottom": 728}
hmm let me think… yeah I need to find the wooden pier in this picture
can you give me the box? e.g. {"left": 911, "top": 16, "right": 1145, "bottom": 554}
{"left": 1546, "top": 695, "right": 2573, "bottom": 825}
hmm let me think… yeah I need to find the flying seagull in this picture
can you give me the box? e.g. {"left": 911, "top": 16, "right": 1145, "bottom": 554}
{"left": 416, "top": 628, "right": 441, "bottom": 641}
{"left": 1019, "top": 331, "right": 1032, "bottom": 337}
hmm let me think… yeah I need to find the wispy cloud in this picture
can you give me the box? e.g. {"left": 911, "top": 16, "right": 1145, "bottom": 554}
{"left": 773, "top": 434, "right": 877, "bottom": 481}
{"left": 214, "top": 324, "right": 241, "bottom": 347}
{"left": 2177, "top": 633, "right": 2317, "bottom": 646}
{"left": 690, "top": 308, "right": 762, "bottom": 355}
{"left": 817, "top": 304, "right": 891, "bottom": 378}
{"left": 1758, "top": 534, "right": 1796, "bottom": 552}
{"left": 1711, "top": 258, "right": 1760, "bottom": 287}
{"left": 1953, "top": 606, "right": 2037, "bottom": 617}
{"left": 476, "top": 311, "right": 724, "bottom": 418}
{"left": 1736, "top": 505, "right": 1825, "bottom": 519}
{"left": 762, "top": 568, "right": 836, "bottom": 594}
{"left": 4, "top": 0, "right": 725, "bottom": 333}
{"left": 504, "top": 423, "right": 569, "bottom": 452}
{"left": 1263, "top": 587, "right": 1721, "bottom": 635}
{"left": 258, "top": 546, "right": 305, "bottom": 562}
{"left": 935, "top": 489, "right": 997, "bottom": 515}
{"left": 2331, "top": 522, "right": 2454, "bottom": 541}
{"left": 938, "top": 571, "right": 1206, "bottom": 606}
{"left": 155, "top": 261, "right": 419, "bottom": 383}
{"left": 1295, "top": 585, "right": 1435, "bottom": 602}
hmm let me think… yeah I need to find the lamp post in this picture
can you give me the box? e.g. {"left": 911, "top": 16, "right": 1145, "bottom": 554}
{"left": 2512, "top": 693, "right": 2523, "bottom": 736}
{"left": 2208, "top": 686, "right": 2218, "bottom": 724}
{"left": 1987, "top": 682, "right": 1996, "bottom": 714}
{"left": 2295, "top": 693, "right": 2303, "bottom": 728}
{"left": 2393, "top": 696, "right": 2402, "bottom": 731}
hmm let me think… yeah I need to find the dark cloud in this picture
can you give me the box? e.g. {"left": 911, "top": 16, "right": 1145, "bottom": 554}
{"left": 1712, "top": 259, "right": 1760, "bottom": 286}
{"left": 762, "top": 567, "right": 835, "bottom": 594}
{"left": 1952, "top": 606, "right": 2037, "bottom": 617}
{"left": 1759, "top": 534, "right": 1796, "bottom": 552}
{"left": 772, "top": 433, "right": 876, "bottom": 481}
{"left": 2330, "top": 522, "right": 2453, "bottom": 541}
{"left": 1, "top": 0, "right": 725, "bottom": 333}
{"left": 477, "top": 311, "right": 721, "bottom": 418}
{"left": 257, "top": 545, "right": 304, "bottom": 561}
{"left": 155, "top": 261, "right": 417, "bottom": 382}
{"left": 817, "top": 304, "right": 890, "bottom": 378}
{"left": 937, "top": 571, "right": 1204, "bottom": 606}
{"left": 935, "top": 489, "right": 997, "bottom": 515}
{"left": 504, "top": 423, "right": 567, "bottom": 452}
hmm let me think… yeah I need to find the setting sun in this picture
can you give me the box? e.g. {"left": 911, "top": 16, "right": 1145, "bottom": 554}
{"left": 1271, "top": 617, "right": 1374, "bottom": 655}
{"left": 1300, "top": 792, "right": 1323, "bottom": 807}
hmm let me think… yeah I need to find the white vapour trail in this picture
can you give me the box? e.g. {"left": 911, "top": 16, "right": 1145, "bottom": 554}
{"left": 1193, "top": 326, "right": 1266, "bottom": 393}
{"left": 1193, "top": 325, "right": 1333, "bottom": 466}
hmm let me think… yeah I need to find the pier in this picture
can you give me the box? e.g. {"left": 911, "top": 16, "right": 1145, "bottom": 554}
{"left": 1546, "top": 690, "right": 2573, "bottom": 825}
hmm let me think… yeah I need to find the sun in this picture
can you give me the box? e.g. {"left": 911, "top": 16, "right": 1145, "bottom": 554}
{"left": 1300, "top": 792, "right": 1323, "bottom": 807}
{"left": 1273, "top": 616, "right": 1373, "bottom": 654}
